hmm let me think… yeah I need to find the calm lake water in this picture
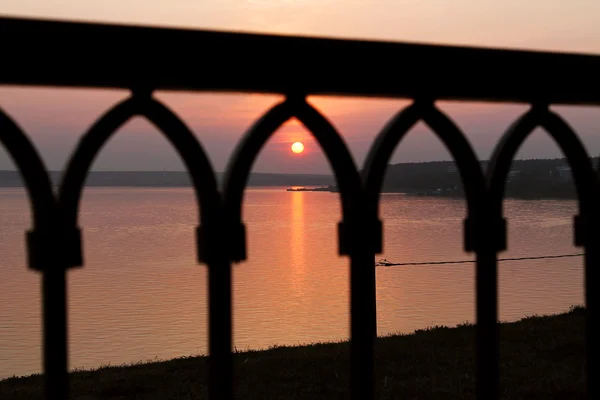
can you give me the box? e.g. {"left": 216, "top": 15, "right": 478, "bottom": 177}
{"left": 0, "top": 187, "right": 584, "bottom": 379}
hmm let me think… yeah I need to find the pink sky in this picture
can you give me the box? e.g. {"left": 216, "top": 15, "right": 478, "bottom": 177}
{"left": 1, "top": 1, "right": 600, "bottom": 174}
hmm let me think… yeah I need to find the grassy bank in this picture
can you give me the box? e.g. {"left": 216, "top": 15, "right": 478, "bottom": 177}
{"left": 0, "top": 306, "right": 586, "bottom": 399}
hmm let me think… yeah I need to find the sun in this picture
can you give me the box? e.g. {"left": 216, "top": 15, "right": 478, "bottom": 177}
{"left": 291, "top": 141, "right": 304, "bottom": 154}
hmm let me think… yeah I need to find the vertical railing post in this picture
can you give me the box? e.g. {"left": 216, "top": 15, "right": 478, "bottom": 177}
{"left": 474, "top": 249, "right": 499, "bottom": 399}
{"left": 27, "top": 223, "right": 73, "bottom": 400}
{"left": 41, "top": 268, "right": 69, "bottom": 400}
{"left": 342, "top": 208, "right": 377, "bottom": 400}
{"left": 584, "top": 247, "right": 597, "bottom": 399}
{"left": 198, "top": 214, "right": 234, "bottom": 400}
{"left": 208, "top": 258, "right": 233, "bottom": 400}
{"left": 349, "top": 251, "right": 376, "bottom": 400}
{"left": 575, "top": 213, "right": 599, "bottom": 399}
{"left": 468, "top": 211, "right": 503, "bottom": 400}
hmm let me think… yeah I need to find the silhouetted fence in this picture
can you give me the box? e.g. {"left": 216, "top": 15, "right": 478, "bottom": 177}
{"left": 1, "top": 16, "right": 599, "bottom": 400}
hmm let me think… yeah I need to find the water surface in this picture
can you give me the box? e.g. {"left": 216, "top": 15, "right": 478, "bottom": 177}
{"left": 0, "top": 187, "right": 583, "bottom": 378}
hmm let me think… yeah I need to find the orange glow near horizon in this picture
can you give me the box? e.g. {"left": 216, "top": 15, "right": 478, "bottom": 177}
{"left": 291, "top": 142, "right": 304, "bottom": 154}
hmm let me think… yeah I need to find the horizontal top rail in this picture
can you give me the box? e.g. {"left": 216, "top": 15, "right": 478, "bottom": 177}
{"left": 1, "top": 15, "right": 600, "bottom": 105}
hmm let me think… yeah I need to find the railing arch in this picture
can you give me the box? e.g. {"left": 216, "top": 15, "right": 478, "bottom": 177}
{"left": 222, "top": 95, "right": 375, "bottom": 399}
{"left": 363, "top": 100, "right": 487, "bottom": 239}
{"left": 223, "top": 96, "right": 362, "bottom": 260}
{"left": 488, "top": 105, "right": 597, "bottom": 224}
{"left": 58, "top": 92, "right": 222, "bottom": 262}
{"left": 362, "top": 100, "right": 499, "bottom": 398}
{"left": 487, "top": 105, "right": 600, "bottom": 398}
{"left": 57, "top": 91, "right": 233, "bottom": 400}
{"left": 0, "top": 109, "right": 55, "bottom": 233}
{"left": 0, "top": 108, "right": 70, "bottom": 400}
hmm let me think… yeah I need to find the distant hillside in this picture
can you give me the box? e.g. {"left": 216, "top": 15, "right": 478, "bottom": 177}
{"left": 381, "top": 157, "right": 597, "bottom": 199}
{"left": 0, "top": 171, "right": 334, "bottom": 188}
{"left": 1, "top": 157, "right": 593, "bottom": 199}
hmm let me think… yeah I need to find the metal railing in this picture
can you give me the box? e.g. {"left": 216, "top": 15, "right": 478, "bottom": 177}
{"left": 1, "top": 15, "right": 599, "bottom": 400}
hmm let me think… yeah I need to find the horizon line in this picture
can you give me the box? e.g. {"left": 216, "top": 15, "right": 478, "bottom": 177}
{"left": 0, "top": 156, "right": 588, "bottom": 175}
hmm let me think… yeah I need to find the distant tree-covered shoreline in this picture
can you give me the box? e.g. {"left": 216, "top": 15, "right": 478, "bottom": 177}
{"left": 380, "top": 157, "right": 596, "bottom": 200}
{"left": 1, "top": 157, "right": 593, "bottom": 200}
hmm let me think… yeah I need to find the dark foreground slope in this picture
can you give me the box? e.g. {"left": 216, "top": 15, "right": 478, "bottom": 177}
{"left": 0, "top": 307, "right": 586, "bottom": 399}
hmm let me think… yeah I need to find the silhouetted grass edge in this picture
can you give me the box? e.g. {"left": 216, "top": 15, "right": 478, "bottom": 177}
{"left": 0, "top": 305, "right": 586, "bottom": 399}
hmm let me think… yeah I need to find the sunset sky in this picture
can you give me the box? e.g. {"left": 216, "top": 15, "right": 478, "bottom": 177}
{"left": 1, "top": 0, "right": 600, "bottom": 174}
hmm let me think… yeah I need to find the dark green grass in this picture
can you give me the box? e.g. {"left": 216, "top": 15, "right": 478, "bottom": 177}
{"left": 0, "top": 306, "right": 586, "bottom": 399}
